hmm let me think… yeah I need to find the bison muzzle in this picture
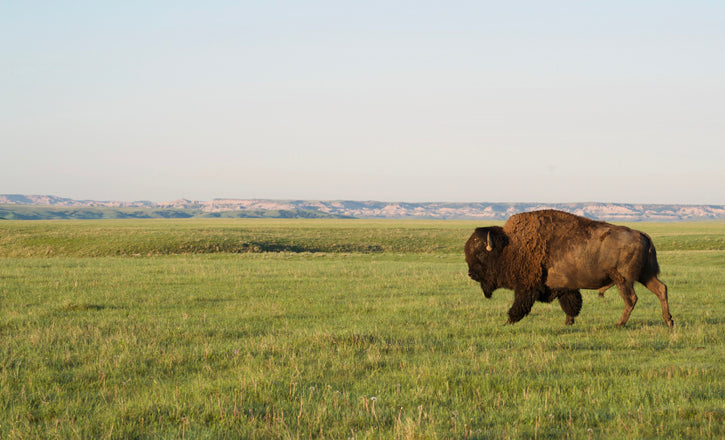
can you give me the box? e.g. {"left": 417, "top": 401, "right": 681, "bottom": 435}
{"left": 465, "top": 210, "right": 674, "bottom": 327}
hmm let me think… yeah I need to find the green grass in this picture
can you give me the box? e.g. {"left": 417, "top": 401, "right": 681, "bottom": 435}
{"left": 0, "top": 219, "right": 723, "bottom": 439}
{"left": 0, "top": 219, "right": 477, "bottom": 257}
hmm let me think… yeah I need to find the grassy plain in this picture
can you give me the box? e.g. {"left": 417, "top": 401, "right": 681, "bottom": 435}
{"left": 0, "top": 219, "right": 723, "bottom": 439}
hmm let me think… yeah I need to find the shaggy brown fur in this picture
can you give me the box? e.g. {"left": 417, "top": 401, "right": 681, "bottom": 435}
{"left": 465, "top": 210, "right": 674, "bottom": 327}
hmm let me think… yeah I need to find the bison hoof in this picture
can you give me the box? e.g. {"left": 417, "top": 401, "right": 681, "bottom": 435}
{"left": 565, "top": 316, "right": 575, "bottom": 325}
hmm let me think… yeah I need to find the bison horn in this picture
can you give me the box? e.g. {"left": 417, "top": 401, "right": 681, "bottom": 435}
{"left": 486, "top": 231, "right": 493, "bottom": 251}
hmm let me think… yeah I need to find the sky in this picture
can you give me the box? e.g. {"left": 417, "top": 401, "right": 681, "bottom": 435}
{"left": 2, "top": 1, "right": 724, "bottom": 204}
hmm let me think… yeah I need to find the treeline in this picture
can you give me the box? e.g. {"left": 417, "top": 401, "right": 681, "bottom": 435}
{"left": 0, "top": 205, "right": 351, "bottom": 220}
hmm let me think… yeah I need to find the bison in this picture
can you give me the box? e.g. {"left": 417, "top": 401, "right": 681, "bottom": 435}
{"left": 465, "top": 210, "right": 674, "bottom": 327}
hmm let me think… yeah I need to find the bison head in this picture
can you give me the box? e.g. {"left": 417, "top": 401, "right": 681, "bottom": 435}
{"left": 465, "top": 226, "right": 507, "bottom": 298}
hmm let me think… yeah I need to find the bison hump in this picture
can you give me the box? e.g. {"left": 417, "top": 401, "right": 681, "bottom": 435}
{"left": 501, "top": 210, "right": 597, "bottom": 290}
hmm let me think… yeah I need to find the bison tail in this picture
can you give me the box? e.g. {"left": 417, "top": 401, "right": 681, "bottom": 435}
{"left": 642, "top": 233, "right": 661, "bottom": 278}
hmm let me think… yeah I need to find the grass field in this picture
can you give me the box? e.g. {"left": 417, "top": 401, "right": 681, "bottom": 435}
{"left": 1, "top": 219, "right": 723, "bottom": 439}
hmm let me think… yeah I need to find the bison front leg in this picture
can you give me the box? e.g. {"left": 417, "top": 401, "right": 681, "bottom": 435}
{"left": 557, "top": 289, "right": 583, "bottom": 325}
{"left": 507, "top": 289, "right": 537, "bottom": 324}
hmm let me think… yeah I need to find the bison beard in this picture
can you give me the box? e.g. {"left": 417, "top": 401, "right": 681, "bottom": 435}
{"left": 465, "top": 210, "right": 674, "bottom": 327}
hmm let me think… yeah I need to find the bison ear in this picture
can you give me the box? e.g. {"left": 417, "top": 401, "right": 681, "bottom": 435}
{"left": 486, "top": 231, "right": 493, "bottom": 251}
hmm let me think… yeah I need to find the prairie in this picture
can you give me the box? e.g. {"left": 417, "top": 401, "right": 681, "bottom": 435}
{"left": 0, "top": 219, "right": 723, "bottom": 439}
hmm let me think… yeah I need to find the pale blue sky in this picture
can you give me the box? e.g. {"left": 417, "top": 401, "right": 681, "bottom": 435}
{"left": 2, "top": 1, "right": 724, "bottom": 203}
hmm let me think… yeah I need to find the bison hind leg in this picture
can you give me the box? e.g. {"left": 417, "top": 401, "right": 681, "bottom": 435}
{"left": 598, "top": 282, "right": 614, "bottom": 298}
{"left": 557, "top": 289, "right": 583, "bottom": 325}
{"left": 641, "top": 275, "right": 674, "bottom": 328}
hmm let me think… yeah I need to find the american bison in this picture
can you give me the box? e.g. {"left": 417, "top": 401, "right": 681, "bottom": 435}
{"left": 465, "top": 210, "right": 674, "bottom": 327}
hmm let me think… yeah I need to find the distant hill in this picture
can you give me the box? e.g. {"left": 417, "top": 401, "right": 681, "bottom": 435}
{"left": 2, "top": 194, "right": 725, "bottom": 221}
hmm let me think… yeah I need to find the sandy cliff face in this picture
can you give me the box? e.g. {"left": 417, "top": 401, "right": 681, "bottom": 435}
{"left": 2, "top": 195, "right": 724, "bottom": 221}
